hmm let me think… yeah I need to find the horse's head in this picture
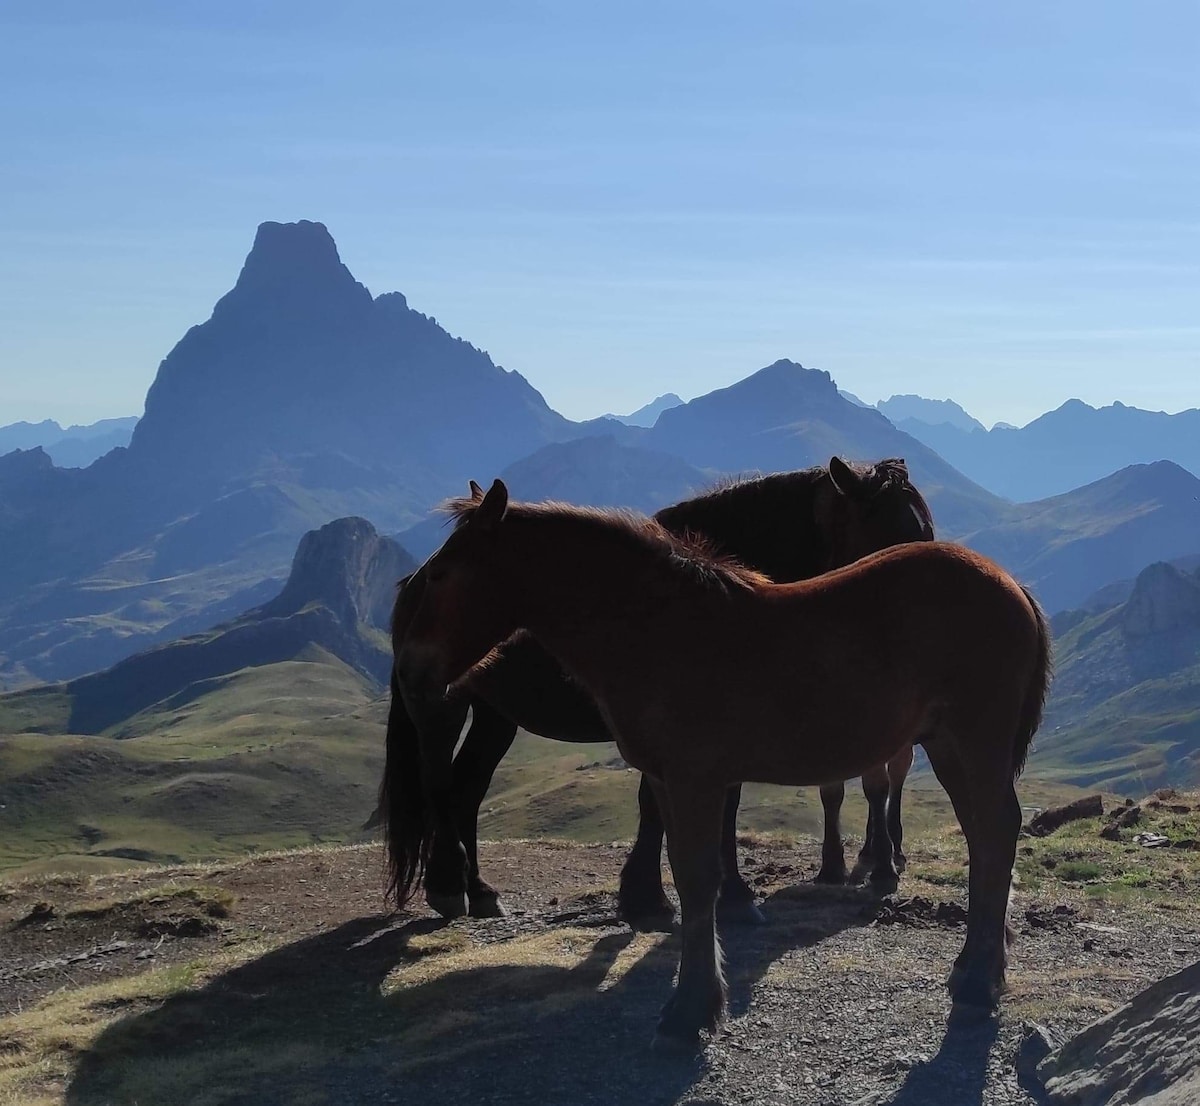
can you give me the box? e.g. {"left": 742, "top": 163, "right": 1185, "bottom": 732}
{"left": 815, "top": 456, "right": 935, "bottom": 570}
{"left": 394, "top": 479, "right": 519, "bottom": 695}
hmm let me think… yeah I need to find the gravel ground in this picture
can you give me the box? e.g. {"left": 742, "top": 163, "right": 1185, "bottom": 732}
{"left": 2, "top": 840, "right": 1197, "bottom": 1106}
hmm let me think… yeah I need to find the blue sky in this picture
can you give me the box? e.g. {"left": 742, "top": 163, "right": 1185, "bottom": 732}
{"left": 1, "top": 1, "right": 1196, "bottom": 428}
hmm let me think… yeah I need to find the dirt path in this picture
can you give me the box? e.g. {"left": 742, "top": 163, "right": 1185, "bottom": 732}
{"left": 2, "top": 839, "right": 1197, "bottom": 1106}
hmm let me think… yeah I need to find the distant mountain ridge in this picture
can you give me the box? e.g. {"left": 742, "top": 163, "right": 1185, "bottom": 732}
{"left": 0, "top": 416, "right": 138, "bottom": 468}
{"left": 896, "top": 398, "right": 1200, "bottom": 501}
{"left": 962, "top": 461, "right": 1200, "bottom": 614}
{"left": 644, "top": 360, "right": 1005, "bottom": 536}
{"left": 876, "top": 394, "right": 985, "bottom": 433}
{"left": 603, "top": 393, "right": 684, "bottom": 427}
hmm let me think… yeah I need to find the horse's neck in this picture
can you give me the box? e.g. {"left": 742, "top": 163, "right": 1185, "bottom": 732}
{"left": 504, "top": 518, "right": 715, "bottom": 680}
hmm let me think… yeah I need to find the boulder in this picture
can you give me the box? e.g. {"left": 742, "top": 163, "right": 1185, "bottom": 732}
{"left": 1038, "top": 959, "right": 1200, "bottom": 1104}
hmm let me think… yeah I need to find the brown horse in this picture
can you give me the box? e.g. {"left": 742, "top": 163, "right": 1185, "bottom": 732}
{"left": 396, "top": 480, "right": 1051, "bottom": 1048}
{"left": 381, "top": 459, "right": 933, "bottom": 925}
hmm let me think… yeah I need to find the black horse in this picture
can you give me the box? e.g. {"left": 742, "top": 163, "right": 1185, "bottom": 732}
{"left": 380, "top": 457, "right": 935, "bottom": 926}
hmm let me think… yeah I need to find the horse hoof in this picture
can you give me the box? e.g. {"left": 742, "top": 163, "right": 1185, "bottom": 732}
{"left": 949, "top": 973, "right": 1001, "bottom": 1012}
{"left": 425, "top": 890, "right": 469, "bottom": 919}
{"left": 814, "top": 865, "right": 848, "bottom": 885}
{"left": 893, "top": 852, "right": 908, "bottom": 873}
{"left": 869, "top": 867, "right": 900, "bottom": 889}
{"left": 717, "top": 899, "right": 766, "bottom": 926}
{"left": 469, "top": 895, "right": 507, "bottom": 919}
{"left": 622, "top": 906, "right": 677, "bottom": 933}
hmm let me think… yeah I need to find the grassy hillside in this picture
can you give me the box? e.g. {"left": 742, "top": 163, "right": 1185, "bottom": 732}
{"left": 0, "top": 655, "right": 387, "bottom": 876}
{"left": 1, "top": 644, "right": 1092, "bottom": 880}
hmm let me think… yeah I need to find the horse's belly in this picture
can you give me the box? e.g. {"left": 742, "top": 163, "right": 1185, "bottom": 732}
{"left": 707, "top": 697, "right": 921, "bottom": 787}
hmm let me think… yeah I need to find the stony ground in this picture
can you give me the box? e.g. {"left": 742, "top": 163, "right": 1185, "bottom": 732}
{"left": 2, "top": 818, "right": 1198, "bottom": 1106}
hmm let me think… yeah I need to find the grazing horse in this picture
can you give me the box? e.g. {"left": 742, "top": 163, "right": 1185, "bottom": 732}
{"left": 380, "top": 458, "right": 934, "bottom": 924}
{"left": 396, "top": 480, "right": 1051, "bottom": 1048}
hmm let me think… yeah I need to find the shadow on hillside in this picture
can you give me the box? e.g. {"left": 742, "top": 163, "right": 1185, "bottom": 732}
{"left": 65, "top": 886, "right": 882, "bottom": 1106}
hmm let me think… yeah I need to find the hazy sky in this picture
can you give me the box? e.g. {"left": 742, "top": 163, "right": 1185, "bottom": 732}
{"left": 1, "top": 1, "right": 1196, "bottom": 428}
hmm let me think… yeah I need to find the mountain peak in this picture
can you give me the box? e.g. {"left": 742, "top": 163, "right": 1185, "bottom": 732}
{"left": 241, "top": 218, "right": 340, "bottom": 272}
{"left": 213, "top": 219, "right": 371, "bottom": 320}
{"left": 259, "top": 516, "right": 415, "bottom": 631}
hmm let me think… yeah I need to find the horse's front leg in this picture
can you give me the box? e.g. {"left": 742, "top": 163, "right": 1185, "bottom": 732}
{"left": 859, "top": 765, "right": 899, "bottom": 886}
{"left": 653, "top": 777, "right": 728, "bottom": 1050}
{"left": 408, "top": 692, "right": 472, "bottom": 919}
{"left": 618, "top": 775, "right": 675, "bottom": 930}
{"left": 716, "top": 785, "right": 765, "bottom": 925}
{"left": 886, "top": 743, "right": 915, "bottom": 872}
{"left": 816, "top": 781, "right": 849, "bottom": 883}
{"left": 450, "top": 700, "right": 518, "bottom": 918}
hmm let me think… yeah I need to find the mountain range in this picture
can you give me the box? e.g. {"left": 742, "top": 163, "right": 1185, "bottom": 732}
{"left": 0, "top": 416, "right": 137, "bottom": 468}
{"left": 895, "top": 398, "right": 1200, "bottom": 502}
{"left": 2, "top": 216, "right": 1200, "bottom": 873}
{"left": 2, "top": 217, "right": 1198, "bottom": 704}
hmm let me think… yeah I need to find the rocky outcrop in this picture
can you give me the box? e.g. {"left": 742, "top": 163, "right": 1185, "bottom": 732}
{"left": 25, "top": 518, "right": 417, "bottom": 735}
{"left": 1121, "top": 562, "right": 1200, "bottom": 637}
{"left": 1038, "top": 959, "right": 1200, "bottom": 1104}
{"left": 259, "top": 516, "right": 411, "bottom": 631}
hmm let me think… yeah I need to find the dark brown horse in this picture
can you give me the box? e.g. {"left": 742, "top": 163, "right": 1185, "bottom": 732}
{"left": 380, "top": 458, "right": 934, "bottom": 925}
{"left": 397, "top": 480, "right": 1051, "bottom": 1047}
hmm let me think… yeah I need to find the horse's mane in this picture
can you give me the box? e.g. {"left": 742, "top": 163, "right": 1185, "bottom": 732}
{"left": 444, "top": 497, "right": 772, "bottom": 594}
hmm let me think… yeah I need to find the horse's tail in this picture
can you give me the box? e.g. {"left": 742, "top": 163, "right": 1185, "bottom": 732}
{"left": 1013, "top": 585, "right": 1052, "bottom": 778}
{"left": 378, "top": 664, "right": 429, "bottom": 908}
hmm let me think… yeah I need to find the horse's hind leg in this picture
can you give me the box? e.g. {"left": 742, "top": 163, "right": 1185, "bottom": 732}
{"left": 716, "top": 785, "right": 766, "bottom": 925}
{"left": 450, "top": 701, "right": 518, "bottom": 918}
{"left": 886, "top": 743, "right": 915, "bottom": 872}
{"left": 618, "top": 775, "right": 675, "bottom": 930}
{"left": 858, "top": 765, "right": 898, "bottom": 886}
{"left": 926, "top": 731, "right": 1020, "bottom": 1011}
{"left": 815, "top": 781, "right": 849, "bottom": 884}
{"left": 654, "top": 776, "right": 728, "bottom": 1050}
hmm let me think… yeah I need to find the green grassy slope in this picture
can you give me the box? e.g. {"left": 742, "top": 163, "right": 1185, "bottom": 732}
{"left": 0, "top": 654, "right": 388, "bottom": 876}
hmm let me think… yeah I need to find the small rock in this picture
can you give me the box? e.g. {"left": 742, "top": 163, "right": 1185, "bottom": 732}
{"left": 1018, "top": 1022, "right": 1060, "bottom": 1084}
{"left": 1027, "top": 794, "right": 1103, "bottom": 837}
{"left": 1099, "top": 824, "right": 1121, "bottom": 841}
{"left": 1116, "top": 805, "right": 1142, "bottom": 828}
{"left": 1134, "top": 832, "right": 1170, "bottom": 848}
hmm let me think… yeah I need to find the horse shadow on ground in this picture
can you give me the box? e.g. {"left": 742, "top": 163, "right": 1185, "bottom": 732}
{"left": 870, "top": 1010, "right": 1001, "bottom": 1106}
{"left": 64, "top": 882, "right": 897, "bottom": 1106}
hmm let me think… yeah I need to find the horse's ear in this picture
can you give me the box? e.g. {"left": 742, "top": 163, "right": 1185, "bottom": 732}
{"left": 468, "top": 480, "right": 485, "bottom": 501}
{"left": 828, "top": 456, "right": 867, "bottom": 499}
{"left": 473, "top": 479, "right": 509, "bottom": 530}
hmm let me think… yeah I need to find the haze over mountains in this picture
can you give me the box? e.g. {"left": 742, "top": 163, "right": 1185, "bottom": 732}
{"left": 2, "top": 218, "right": 1198, "bottom": 699}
